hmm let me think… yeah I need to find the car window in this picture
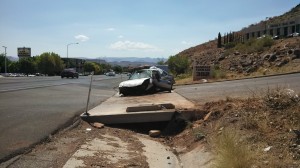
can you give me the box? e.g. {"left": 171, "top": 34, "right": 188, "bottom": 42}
{"left": 162, "top": 71, "right": 168, "bottom": 77}
{"left": 129, "top": 70, "right": 151, "bottom": 80}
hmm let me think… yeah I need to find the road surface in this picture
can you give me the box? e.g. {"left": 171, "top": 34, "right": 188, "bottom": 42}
{"left": 0, "top": 75, "right": 124, "bottom": 162}
{"left": 175, "top": 73, "right": 300, "bottom": 104}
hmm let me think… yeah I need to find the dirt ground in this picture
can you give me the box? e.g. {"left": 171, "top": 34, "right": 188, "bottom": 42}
{"left": 168, "top": 91, "right": 300, "bottom": 167}
{"left": 1, "top": 120, "right": 149, "bottom": 168}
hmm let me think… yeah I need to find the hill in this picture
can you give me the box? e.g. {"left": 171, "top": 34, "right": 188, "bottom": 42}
{"left": 177, "top": 4, "right": 300, "bottom": 80}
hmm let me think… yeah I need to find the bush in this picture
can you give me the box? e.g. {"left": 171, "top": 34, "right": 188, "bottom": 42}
{"left": 224, "top": 42, "right": 237, "bottom": 49}
{"left": 226, "top": 36, "right": 274, "bottom": 55}
{"left": 167, "top": 55, "right": 190, "bottom": 76}
{"left": 263, "top": 86, "right": 299, "bottom": 110}
{"left": 212, "top": 65, "right": 226, "bottom": 79}
{"left": 213, "top": 129, "right": 254, "bottom": 168}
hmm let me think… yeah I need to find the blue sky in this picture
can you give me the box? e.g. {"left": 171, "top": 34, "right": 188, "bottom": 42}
{"left": 0, "top": 0, "right": 299, "bottom": 59}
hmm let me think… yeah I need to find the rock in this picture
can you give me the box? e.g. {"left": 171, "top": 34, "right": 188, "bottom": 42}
{"left": 263, "top": 146, "right": 272, "bottom": 152}
{"left": 93, "top": 122, "right": 105, "bottom": 129}
{"left": 218, "top": 54, "right": 225, "bottom": 61}
{"left": 294, "top": 49, "right": 300, "bottom": 58}
{"left": 263, "top": 54, "right": 270, "bottom": 60}
{"left": 262, "top": 69, "right": 269, "bottom": 75}
{"left": 288, "top": 49, "right": 294, "bottom": 55}
{"left": 268, "top": 54, "right": 277, "bottom": 62}
{"left": 275, "top": 58, "right": 289, "bottom": 67}
{"left": 245, "top": 66, "right": 256, "bottom": 73}
{"left": 201, "top": 79, "right": 208, "bottom": 83}
{"left": 149, "top": 130, "right": 161, "bottom": 137}
{"left": 234, "top": 51, "right": 240, "bottom": 55}
{"left": 241, "top": 54, "right": 248, "bottom": 58}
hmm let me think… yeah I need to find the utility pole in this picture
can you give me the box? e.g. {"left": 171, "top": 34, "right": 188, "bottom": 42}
{"left": 66, "top": 42, "right": 79, "bottom": 68}
{"left": 2, "top": 46, "right": 7, "bottom": 75}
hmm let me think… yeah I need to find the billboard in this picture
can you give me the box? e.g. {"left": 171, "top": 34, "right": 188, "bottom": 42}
{"left": 18, "top": 47, "right": 31, "bottom": 57}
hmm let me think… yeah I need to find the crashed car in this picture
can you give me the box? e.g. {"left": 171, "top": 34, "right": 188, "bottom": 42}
{"left": 119, "top": 67, "right": 175, "bottom": 96}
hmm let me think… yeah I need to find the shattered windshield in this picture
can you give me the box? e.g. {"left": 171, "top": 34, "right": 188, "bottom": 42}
{"left": 129, "top": 70, "right": 151, "bottom": 80}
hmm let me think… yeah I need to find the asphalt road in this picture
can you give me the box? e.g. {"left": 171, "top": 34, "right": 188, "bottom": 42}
{"left": 175, "top": 73, "right": 300, "bottom": 104}
{"left": 0, "top": 75, "right": 124, "bottom": 162}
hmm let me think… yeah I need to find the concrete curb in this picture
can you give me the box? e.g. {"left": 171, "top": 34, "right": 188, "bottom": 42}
{"left": 174, "top": 71, "right": 300, "bottom": 86}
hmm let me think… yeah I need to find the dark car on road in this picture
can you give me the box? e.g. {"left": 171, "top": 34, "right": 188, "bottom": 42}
{"left": 61, "top": 68, "right": 79, "bottom": 78}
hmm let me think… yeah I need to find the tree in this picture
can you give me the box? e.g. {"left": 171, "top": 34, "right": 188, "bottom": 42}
{"left": 84, "top": 62, "right": 95, "bottom": 73}
{"left": 157, "top": 58, "right": 165, "bottom": 65}
{"left": 167, "top": 55, "right": 189, "bottom": 76}
{"left": 217, "top": 32, "right": 222, "bottom": 48}
{"left": 84, "top": 62, "right": 102, "bottom": 74}
{"left": 36, "top": 52, "right": 64, "bottom": 76}
{"left": 0, "top": 54, "right": 12, "bottom": 73}
{"left": 113, "top": 65, "right": 123, "bottom": 73}
{"left": 19, "top": 58, "right": 36, "bottom": 76}
{"left": 9, "top": 61, "right": 20, "bottom": 73}
{"left": 101, "top": 63, "right": 112, "bottom": 72}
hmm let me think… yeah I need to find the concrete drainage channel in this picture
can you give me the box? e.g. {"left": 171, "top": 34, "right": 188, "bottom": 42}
{"left": 78, "top": 91, "right": 214, "bottom": 168}
{"left": 79, "top": 112, "right": 214, "bottom": 168}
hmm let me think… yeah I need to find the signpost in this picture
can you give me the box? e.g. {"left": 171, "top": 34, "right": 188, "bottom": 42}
{"left": 193, "top": 64, "right": 212, "bottom": 81}
{"left": 17, "top": 47, "right": 31, "bottom": 58}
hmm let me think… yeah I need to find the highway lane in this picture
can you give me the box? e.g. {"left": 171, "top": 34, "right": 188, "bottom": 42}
{"left": 0, "top": 75, "right": 124, "bottom": 162}
{"left": 0, "top": 75, "right": 124, "bottom": 92}
{"left": 175, "top": 73, "right": 300, "bottom": 104}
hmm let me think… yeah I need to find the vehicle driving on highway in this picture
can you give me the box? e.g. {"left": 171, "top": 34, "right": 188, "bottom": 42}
{"left": 119, "top": 66, "right": 175, "bottom": 96}
{"left": 61, "top": 68, "right": 79, "bottom": 78}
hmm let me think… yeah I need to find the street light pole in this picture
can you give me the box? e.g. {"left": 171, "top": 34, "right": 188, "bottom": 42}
{"left": 66, "top": 42, "right": 79, "bottom": 68}
{"left": 2, "top": 46, "right": 7, "bottom": 75}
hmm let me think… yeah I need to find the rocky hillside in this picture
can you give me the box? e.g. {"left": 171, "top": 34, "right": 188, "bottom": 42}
{"left": 180, "top": 37, "right": 300, "bottom": 78}
{"left": 178, "top": 4, "right": 300, "bottom": 79}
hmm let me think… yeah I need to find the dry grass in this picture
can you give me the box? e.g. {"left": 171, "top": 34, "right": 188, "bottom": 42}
{"left": 212, "top": 129, "right": 254, "bottom": 168}
{"left": 190, "top": 86, "right": 300, "bottom": 167}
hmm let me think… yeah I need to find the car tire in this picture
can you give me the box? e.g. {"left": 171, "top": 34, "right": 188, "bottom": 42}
{"left": 169, "top": 85, "right": 173, "bottom": 93}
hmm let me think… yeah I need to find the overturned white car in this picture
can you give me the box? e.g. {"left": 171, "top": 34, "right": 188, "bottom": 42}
{"left": 119, "top": 67, "right": 175, "bottom": 96}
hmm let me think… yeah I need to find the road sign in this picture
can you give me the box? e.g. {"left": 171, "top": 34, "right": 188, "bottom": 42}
{"left": 18, "top": 47, "right": 31, "bottom": 57}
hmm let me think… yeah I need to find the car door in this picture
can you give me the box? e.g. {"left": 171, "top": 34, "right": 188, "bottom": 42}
{"left": 152, "top": 70, "right": 172, "bottom": 90}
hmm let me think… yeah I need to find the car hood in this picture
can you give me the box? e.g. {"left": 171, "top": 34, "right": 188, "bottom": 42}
{"left": 119, "top": 78, "right": 151, "bottom": 87}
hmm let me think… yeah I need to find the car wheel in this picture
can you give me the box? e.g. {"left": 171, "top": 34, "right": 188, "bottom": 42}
{"left": 61, "top": 76, "right": 63, "bottom": 78}
{"left": 169, "top": 85, "right": 173, "bottom": 93}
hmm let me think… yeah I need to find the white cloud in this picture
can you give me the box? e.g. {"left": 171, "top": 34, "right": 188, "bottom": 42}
{"left": 109, "top": 41, "right": 158, "bottom": 51}
{"left": 106, "top": 28, "right": 116, "bottom": 31}
{"left": 74, "top": 35, "right": 89, "bottom": 42}
{"left": 181, "top": 40, "right": 193, "bottom": 45}
{"left": 118, "top": 35, "right": 124, "bottom": 39}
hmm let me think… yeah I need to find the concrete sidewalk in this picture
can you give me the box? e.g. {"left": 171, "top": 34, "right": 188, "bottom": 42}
{"left": 82, "top": 91, "right": 195, "bottom": 124}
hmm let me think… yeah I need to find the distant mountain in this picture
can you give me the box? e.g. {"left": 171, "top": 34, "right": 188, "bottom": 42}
{"left": 101, "top": 57, "right": 166, "bottom": 63}
{"left": 7, "top": 56, "right": 19, "bottom": 62}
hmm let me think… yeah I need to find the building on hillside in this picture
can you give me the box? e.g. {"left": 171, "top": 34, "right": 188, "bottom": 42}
{"left": 240, "top": 15, "right": 300, "bottom": 39}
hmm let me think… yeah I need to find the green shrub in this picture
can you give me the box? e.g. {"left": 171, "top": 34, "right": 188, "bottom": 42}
{"left": 212, "top": 66, "right": 226, "bottom": 79}
{"left": 224, "top": 42, "right": 237, "bottom": 49}
{"left": 225, "top": 36, "right": 274, "bottom": 55}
